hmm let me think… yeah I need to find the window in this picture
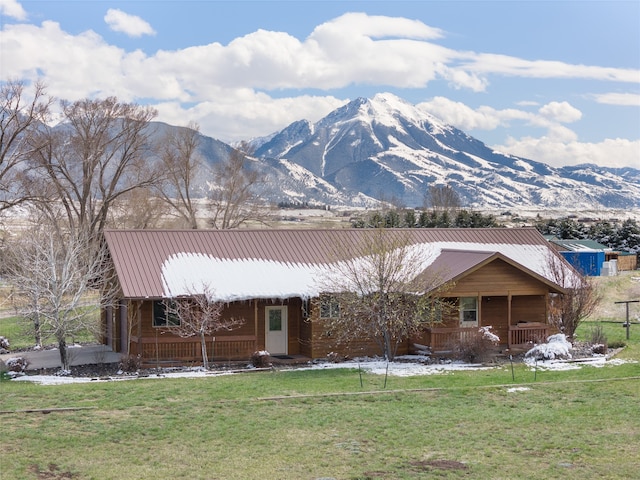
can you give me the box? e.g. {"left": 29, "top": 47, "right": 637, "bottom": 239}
{"left": 153, "top": 300, "right": 180, "bottom": 327}
{"left": 319, "top": 296, "right": 340, "bottom": 319}
{"left": 459, "top": 297, "right": 478, "bottom": 325}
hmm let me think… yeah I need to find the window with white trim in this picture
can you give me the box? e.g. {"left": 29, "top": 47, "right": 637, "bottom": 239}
{"left": 459, "top": 297, "right": 478, "bottom": 325}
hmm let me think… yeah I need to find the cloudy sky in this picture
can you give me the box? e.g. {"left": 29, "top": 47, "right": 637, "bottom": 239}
{"left": 1, "top": 0, "right": 639, "bottom": 168}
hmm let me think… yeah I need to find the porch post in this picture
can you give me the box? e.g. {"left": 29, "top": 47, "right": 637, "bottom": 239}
{"left": 119, "top": 300, "right": 128, "bottom": 353}
{"left": 105, "top": 305, "right": 113, "bottom": 350}
{"left": 254, "top": 299, "right": 259, "bottom": 349}
{"left": 507, "top": 293, "right": 512, "bottom": 348}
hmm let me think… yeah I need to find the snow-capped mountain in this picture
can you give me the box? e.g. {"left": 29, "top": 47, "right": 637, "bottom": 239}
{"left": 249, "top": 93, "right": 640, "bottom": 209}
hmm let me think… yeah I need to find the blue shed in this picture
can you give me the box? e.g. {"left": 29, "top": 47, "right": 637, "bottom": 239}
{"left": 560, "top": 250, "right": 605, "bottom": 276}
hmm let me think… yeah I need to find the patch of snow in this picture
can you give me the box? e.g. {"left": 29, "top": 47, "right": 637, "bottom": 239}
{"left": 10, "top": 356, "right": 636, "bottom": 385}
{"left": 506, "top": 387, "right": 531, "bottom": 393}
{"left": 294, "top": 357, "right": 496, "bottom": 377}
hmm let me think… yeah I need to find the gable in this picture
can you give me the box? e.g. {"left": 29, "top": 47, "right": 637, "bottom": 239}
{"left": 448, "top": 257, "right": 560, "bottom": 296}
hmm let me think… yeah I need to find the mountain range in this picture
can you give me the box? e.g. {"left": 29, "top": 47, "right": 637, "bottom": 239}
{"left": 187, "top": 93, "right": 640, "bottom": 209}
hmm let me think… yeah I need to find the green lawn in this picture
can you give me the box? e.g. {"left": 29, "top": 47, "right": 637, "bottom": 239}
{"left": 2, "top": 356, "right": 639, "bottom": 479}
{"left": 0, "top": 312, "right": 101, "bottom": 350}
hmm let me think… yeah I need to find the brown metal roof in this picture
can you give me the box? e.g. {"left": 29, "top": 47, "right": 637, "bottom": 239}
{"left": 103, "top": 227, "right": 555, "bottom": 299}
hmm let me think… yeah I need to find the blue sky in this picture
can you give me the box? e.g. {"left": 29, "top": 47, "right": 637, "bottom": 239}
{"left": 1, "top": 0, "right": 639, "bottom": 168}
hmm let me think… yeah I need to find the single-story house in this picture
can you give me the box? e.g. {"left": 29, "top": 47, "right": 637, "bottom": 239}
{"left": 102, "top": 228, "right": 573, "bottom": 366}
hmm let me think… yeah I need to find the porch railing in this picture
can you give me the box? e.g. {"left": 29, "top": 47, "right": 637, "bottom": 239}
{"left": 426, "top": 323, "right": 550, "bottom": 353}
{"left": 130, "top": 335, "right": 257, "bottom": 364}
{"left": 508, "top": 323, "right": 549, "bottom": 348}
{"left": 427, "top": 327, "right": 479, "bottom": 352}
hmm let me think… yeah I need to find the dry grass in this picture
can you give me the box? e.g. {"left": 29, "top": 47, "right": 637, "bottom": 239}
{"left": 590, "top": 271, "right": 640, "bottom": 321}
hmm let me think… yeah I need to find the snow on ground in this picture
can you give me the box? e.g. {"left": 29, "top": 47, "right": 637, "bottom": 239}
{"left": 526, "top": 356, "right": 637, "bottom": 371}
{"left": 8, "top": 355, "right": 636, "bottom": 386}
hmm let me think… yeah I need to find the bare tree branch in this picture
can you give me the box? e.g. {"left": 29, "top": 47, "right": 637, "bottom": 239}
{"left": 5, "top": 225, "right": 118, "bottom": 371}
{"left": 0, "top": 80, "right": 53, "bottom": 212}
{"left": 320, "top": 229, "right": 452, "bottom": 360}
{"left": 208, "top": 142, "right": 264, "bottom": 229}
{"left": 545, "top": 253, "right": 602, "bottom": 341}
{"left": 26, "top": 97, "right": 159, "bottom": 242}
{"left": 165, "top": 286, "right": 245, "bottom": 369}
{"left": 155, "top": 121, "right": 204, "bottom": 229}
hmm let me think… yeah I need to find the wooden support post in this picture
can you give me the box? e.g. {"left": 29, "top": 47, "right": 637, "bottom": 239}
{"left": 615, "top": 300, "right": 639, "bottom": 340}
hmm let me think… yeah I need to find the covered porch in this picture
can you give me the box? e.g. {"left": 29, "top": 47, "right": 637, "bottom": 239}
{"left": 418, "top": 292, "right": 553, "bottom": 354}
{"left": 422, "top": 323, "right": 551, "bottom": 354}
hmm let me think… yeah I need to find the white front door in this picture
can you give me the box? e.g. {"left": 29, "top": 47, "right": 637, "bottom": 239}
{"left": 265, "top": 306, "right": 288, "bottom": 355}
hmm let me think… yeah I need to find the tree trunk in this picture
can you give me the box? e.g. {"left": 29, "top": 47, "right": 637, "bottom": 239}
{"left": 200, "top": 332, "right": 209, "bottom": 370}
{"left": 33, "top": 313, "right": 42, "bottom": 348}
{"left": 58, "top": 336, "right": 70, "bottom": 372}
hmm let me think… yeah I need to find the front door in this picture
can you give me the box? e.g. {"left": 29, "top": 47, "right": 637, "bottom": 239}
{"left": 265, "top": 306, "right": 288, "bottom": 355}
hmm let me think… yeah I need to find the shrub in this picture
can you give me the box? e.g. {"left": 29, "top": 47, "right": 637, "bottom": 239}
{"left": 589, "top": 324, "right": 607, "bottom": 347}
{"left": 525, "top": 334, "right": 572, "bottom": 361}
{"left": 0, "top": 336, "right": 9, "bottom": 353}
{"left": 453, "top": 326, "right": 500, "bottom": 363}
{"left": 5, "top": 356, "right": 28, "bottom": 372}
{"left": 608, "top": 340, "right": 627, "bottom": 349}
{"left": 250, "top": 350, "right": 271, "bottom": 368}
{"left": 118, "top": 354, "right": 141, "bottom": 373}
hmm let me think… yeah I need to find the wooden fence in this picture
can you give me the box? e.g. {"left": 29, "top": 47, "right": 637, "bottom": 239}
{"left": 130, "top": 335, "right": 257, "bottom": 365}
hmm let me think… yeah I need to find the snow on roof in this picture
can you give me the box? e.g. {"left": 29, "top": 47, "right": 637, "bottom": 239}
{"left": 161, "top": 253, "right": 324, "bottom": 301}
{"left": 104, "top": 228, "right": 568, "bottom": 300}
{"left": 160, "top": 241, "right": 558, "bottom": 302}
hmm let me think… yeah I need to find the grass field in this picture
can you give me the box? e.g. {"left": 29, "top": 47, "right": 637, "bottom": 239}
{"left": 1, "top": 273, "right": 639, "bottom": 479}
{"left": 1, "top": 358, "right": 639, "bottom": 479}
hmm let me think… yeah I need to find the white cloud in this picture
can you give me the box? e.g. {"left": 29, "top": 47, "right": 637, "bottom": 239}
{"left": 417, "top": 97, "right": 639, "bottom": 168}
{"left": 417, "top": 96, "right": 532, "bottom": 131}
{"left": 493, "top": 136, "right": 640, "bottom": 168}
{"left": 104, "top": 8, "right": 155, "bottom": 38}
{"left": 465, "top": 53, "right": 639, "bottom": 83}
{"left": 538, "top": 101, "right": 582, "bottom": 123}
{"left": 0, "top": 0, "right": 26, "bottom": 20}
{"left": 153, "top": 91, "right": 347, "bottom": 141}
{"left": 592, "top": 92, "right": 640, "bottom": 106}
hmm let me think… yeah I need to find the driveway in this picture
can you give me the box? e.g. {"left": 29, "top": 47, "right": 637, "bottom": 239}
{"left": 0, "top": 344, "right": 121, "bottom": 370}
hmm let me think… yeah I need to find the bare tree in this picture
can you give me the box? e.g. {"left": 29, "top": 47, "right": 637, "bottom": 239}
{"left": 209, "top": 142, "right": 264, "bottom": 229}
{"left": 545, "top": 253, "right": 602, "bottom": 341}
{"left": 0, "top": 80, "right": 53, "bottom": 212}
{"left": 156, "top": 121, "right": 204, "bottom": 229}
{"left": 424, "top": 184, "right": 461, "bottom": 214}
{"left": 320, "top": 229, "right": 452, "bottom": 360}
{"left": 165, "top": 287, "right": 245, "bottom": 369}
{"left": 6, "top": 225, "right": 115, "bottom": 372}
{"left": 108, "top": 187, "right": 169, "bottom": 229}
{"left": 26, "top": 96, "right": 159, "bottom": 242}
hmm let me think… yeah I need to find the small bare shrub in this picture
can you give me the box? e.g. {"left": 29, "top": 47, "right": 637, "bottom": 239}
{"left": 6, "top": 356, "right": 28, "bottom": 372}
{"left": 119, "top": 354, "right": 141, "bottom": 373}
{"left": 0, "top": 336, "right": 9, "bottom": 353}
{"left": 326, "top": 351, "right": 348, "bottom": 363}
{"left": 251, "top": 350, "right": 271, "bottom": 368}
{"left": 453, "top": 327, "right": 500, "bottom": 363}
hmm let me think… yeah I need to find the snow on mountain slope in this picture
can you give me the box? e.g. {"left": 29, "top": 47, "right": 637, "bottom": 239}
{"left": 252, "top": 93, "right": 640, "bottom": 208}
